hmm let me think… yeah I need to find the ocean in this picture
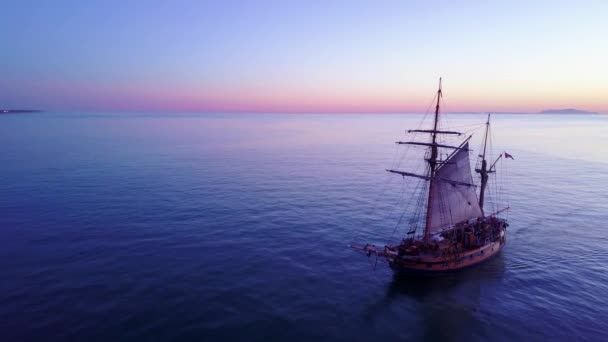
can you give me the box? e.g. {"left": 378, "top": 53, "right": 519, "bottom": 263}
{"left": 1, "top": 112, "right": 607, "bottom": 341}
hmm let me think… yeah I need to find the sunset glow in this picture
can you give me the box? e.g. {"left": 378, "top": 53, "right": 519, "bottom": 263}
{"left": 2, "top": 1, "right": 607, "bottom": 113}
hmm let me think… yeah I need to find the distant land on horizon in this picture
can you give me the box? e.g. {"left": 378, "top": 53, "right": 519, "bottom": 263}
{"left": 449, "top": 108, "right": 600, "bottom": 115}
{"left": 0, "top": 109, "right": 41, "bottom": 114}
{"left": 538, "top": 108, "right": 598, "bottom": 114}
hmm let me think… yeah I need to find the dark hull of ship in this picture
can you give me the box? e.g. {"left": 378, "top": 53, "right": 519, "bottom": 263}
{"left": 388, "top": 237, "right": 506, "bottom": 273}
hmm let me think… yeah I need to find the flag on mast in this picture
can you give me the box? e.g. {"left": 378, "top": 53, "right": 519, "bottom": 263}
{"left": 504, "top": 152, "right": 514, "bottom": 160}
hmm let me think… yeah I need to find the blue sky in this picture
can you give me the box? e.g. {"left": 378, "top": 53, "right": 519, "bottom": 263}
{"left": 1, "top": 0, "right": 606, "bottom": 112}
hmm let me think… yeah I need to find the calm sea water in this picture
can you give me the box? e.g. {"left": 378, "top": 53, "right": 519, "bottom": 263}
{"left": 1, "top": 112, "right": 607, "bottom": 341}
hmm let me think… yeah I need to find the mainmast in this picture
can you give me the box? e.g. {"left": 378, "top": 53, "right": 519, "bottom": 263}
{"left": 477, "top": 114, "right": 491, "bottom": 213}
{"left": 424, "top": 78, "right": 442, "bottom": 243}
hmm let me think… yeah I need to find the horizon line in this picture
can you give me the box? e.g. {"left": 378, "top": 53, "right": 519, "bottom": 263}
{"left": 2, "top": 108, "right": 605, "bottom": 115}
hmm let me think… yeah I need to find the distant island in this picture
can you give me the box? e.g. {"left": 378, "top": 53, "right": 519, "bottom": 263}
{"left": 539, "top": 108, "right": 597, "bottom": 114}
{"left": 0, "top": 109, "right": 41, "bottom": 114}
{"left": 448, "top": 109, "right": 599, "bottom": 115}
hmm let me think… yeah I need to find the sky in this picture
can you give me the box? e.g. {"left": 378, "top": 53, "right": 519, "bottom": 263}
{"left": 1, "top": 0, "right": 607, "bottom": 113}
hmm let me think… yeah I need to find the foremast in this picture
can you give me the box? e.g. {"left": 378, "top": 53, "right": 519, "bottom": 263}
{"left": 387, "top": 78, "right": 483, "bottom": 244}
{"left": 424, "top": 78, "right": 442, "bottom": 243}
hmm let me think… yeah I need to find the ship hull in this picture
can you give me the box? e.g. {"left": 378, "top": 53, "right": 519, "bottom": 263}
{"left": 389, "top": 238, "right": 505, "bottom": 273}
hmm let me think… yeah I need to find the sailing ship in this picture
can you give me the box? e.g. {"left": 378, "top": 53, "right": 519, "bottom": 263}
{"left": 352, "top": 79, "right": 510, "bottom": 272}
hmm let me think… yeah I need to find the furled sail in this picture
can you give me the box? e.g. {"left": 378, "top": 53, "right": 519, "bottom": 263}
{"left": 427, "top": 142, "right": 482, "bottom": 233}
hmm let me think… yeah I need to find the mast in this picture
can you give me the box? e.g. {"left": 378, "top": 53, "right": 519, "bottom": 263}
{"left": 424, "top": 78, "right": 442, "bottom": 243}
{"left": 478, "top": 113, "right": 491, "bottom": 213}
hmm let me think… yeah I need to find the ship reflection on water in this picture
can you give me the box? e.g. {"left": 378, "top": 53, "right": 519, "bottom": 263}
{"left": 385, "top": 253, "right": 506, "bottom": 297}
{"left": 367, "top": 255, "right": 507, "bottom": 340}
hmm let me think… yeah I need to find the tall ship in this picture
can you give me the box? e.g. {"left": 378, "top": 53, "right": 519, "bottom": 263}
{"left": 352, "top": 79, "right": 510, "bottom": 272}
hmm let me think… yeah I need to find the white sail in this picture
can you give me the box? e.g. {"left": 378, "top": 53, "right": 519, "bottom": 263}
{"left": 427, "top": 142, "right": 482, "bottom": 233}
